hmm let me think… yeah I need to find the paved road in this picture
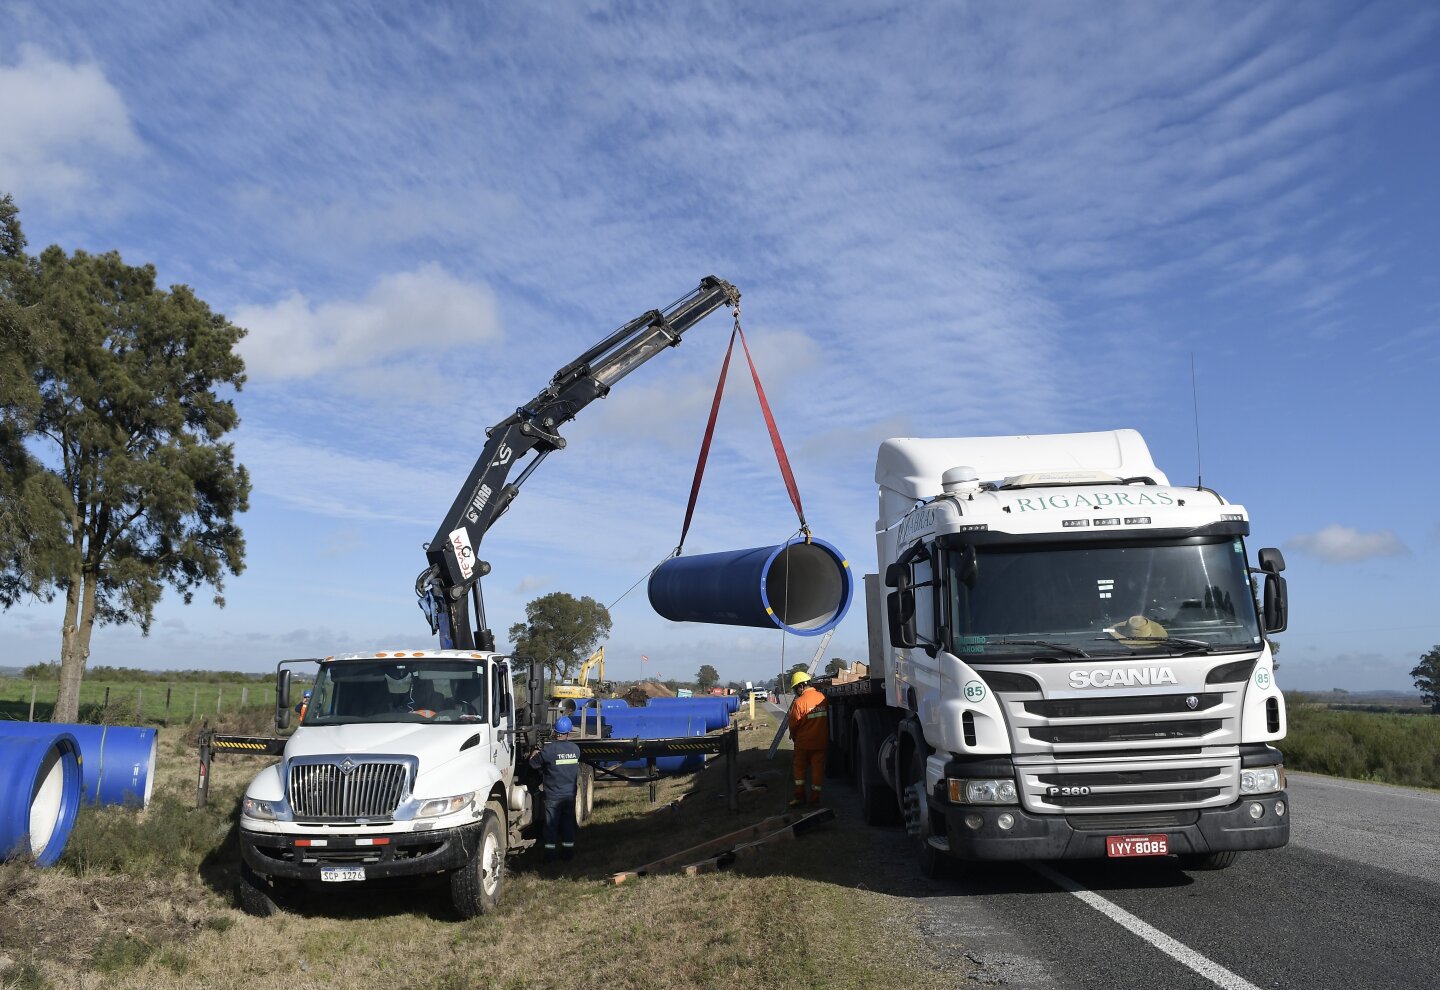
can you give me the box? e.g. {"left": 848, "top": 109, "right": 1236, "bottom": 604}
{"left": 852, "top": 770, "right": 1440, "bottom": 989}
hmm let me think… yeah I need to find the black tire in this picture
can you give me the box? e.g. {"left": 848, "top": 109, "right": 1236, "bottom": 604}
{"left": 451, "top": 800, "right": 507, "bottom": 918}
{"left": 856, "top": 710, "right": 900, "bottom": 826}
{"left": 1178, "top": 849, "right": 1239, "bottom": 871}
{"left": 575, "top": 766, "right": 595, "bottom": 827}
{"left": 236, "top": 861, "right": 280, "bottom": 917}
{"left": 907, "top": 749, "right": 949, "bottom": 880}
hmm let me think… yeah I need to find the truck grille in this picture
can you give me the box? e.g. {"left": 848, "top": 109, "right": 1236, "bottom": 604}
{"left": 289, "top": 760, "right": 409, "bottom": 819}
{"left": 982, "top": 660, "right": 1249, "bottom": 814}
{"left": 1028, "top": 719, "right": 1224, "bottom": 745}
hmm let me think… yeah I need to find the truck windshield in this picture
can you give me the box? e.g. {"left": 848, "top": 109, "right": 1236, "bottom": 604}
{"left": 301, "top": 659, "right": 487, "bottom": 725}
{"left": 946, "top": 537, "right": 1262, "bottom": 660}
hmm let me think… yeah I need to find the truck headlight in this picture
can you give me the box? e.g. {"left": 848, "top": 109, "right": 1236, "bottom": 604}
{"left": 416, "top": 793, "right": 475, "bottom": 818}
{"left": 1240, "top": 766, "right": 1284, "bottom": 795}
{"left": 243, "top": 797, "right": 280, "bottom": 820}
{"left": 951, "top": 778, "right": 1018, "bottom": 805}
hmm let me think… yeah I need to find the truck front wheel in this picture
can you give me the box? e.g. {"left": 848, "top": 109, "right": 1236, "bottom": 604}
{"left": 451, "top": 801, "right": 507, "bottom": 918}
{"left": 236, "top": 861, "right": 280, "bottom": 917}
{"left": 1178, "top": 849, "right": 1239, "bottom": 871}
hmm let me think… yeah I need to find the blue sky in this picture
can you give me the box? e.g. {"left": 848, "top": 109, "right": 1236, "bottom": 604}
{"left": 2, "top": 1, "right": 1437, "bottom": 691}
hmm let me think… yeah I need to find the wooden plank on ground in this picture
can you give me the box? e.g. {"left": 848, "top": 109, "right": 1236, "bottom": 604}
{"left": 611, "top": 807, "right": 835, "bottom": 884}
{"left": 609, "top": 812, "right": 809, "bottom": 885}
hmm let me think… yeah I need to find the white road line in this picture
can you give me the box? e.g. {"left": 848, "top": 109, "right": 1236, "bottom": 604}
{"left": 1029, "top": 863, "right": 1263, "bottom": 990}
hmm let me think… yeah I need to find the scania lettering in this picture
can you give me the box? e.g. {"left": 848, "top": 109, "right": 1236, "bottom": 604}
{"left": 819, "top": 429, "right": 1291, "bottom": 876}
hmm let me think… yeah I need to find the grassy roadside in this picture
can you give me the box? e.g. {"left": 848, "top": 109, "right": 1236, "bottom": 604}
{"left": 1283, "top": 705, "right": 1440, "bottom": 789}
{"left": 0, "top": 706, "right": 976, "bottom": 990}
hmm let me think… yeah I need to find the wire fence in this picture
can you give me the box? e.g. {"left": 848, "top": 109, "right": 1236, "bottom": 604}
{"left": 0, "top": 676, "right": 274, "bottom": 726}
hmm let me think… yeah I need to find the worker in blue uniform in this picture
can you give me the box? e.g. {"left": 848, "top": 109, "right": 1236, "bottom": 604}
{"left": 529, "top": 716, "right": 582, "bottom": 863}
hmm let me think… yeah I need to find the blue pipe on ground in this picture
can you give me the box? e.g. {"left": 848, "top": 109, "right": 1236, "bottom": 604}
{"left": 648, "top": 536, "right": 853, "bottom": 636}
{"left": 0, "top": 723, "right": 157, "bottom": 808}
{"left": 0, "top": 731, "right": 82, "bottom": 866}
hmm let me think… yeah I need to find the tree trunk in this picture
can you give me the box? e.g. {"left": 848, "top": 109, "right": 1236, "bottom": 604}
{"left": 53, "top": 571, "right": 86, "bottom": 723}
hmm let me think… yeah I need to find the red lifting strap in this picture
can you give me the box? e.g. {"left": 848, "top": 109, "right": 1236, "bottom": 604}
{"left": 676, "top": 311, "right": 808, "bottom": 555}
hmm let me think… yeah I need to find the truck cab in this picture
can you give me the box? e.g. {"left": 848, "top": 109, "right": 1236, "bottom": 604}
{"left": 839, "top": 430, "right": 1290, "bottom": 874}
{"left": 238, "top": 649, "right": 541, "bottom": 917}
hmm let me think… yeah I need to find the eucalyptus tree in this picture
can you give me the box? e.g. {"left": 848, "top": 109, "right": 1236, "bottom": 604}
{"left": 0, "top": 196, "right": 251, "bottom": 722}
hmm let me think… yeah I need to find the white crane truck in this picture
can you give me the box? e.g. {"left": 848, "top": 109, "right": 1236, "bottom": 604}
{"left": 236, "top": 277, "right": 741, "bottom": 917}
{"left": 821, "top": 430, "right": 1290, "bottom": 876}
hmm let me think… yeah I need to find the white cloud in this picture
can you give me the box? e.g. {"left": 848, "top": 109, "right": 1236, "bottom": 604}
{"left": 1286, "top": 524, "right": 1409, "bottom": 563}
{"left": 0, "top": 46, "right": 142, "bottom": 201}
{"left": 233, "top": 264, "right": 501, "bottom": 379}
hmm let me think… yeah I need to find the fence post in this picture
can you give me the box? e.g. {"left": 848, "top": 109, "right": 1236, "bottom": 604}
{"left": 241, "top": 686, "right": 249, "bottom": 708}
{"left": 217, "top": 686, "right": 223, "bottom": 714}
{"left": 192, "top": 686, "right": 199, "bottom": 722}
{"left": 136, "top": 686, "right": 144, "bottom": 720}
{"left": 28, "top": 681, "right": 37, "bottom": 722}
{"left": 103, "top": 686, "right": 111, "bottom": 711}
{"left": 165, "top": 686, "right": 173, "bottom": 727}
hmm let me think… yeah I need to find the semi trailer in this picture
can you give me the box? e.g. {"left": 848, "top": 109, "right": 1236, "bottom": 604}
{"left": 821, "top": 430, "right": 1290, "bottom": 876}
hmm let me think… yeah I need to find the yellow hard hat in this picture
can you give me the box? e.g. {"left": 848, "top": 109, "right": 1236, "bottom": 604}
{"left": 790, "top": 671, "right": 811, "bottom": 690}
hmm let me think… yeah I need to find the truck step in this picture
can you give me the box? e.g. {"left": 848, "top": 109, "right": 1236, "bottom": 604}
{"left": 926, "top": 835, "right": 950, "bottom": 853}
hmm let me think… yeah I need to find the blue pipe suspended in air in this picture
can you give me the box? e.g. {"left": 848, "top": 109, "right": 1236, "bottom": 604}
{"left": 0, "top": 731, "right": 83, "bottom": 866}
{"left": 648, "top": 536, "right": 853, "bottom": 636}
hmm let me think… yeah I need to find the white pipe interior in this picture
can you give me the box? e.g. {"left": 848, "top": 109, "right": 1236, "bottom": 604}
{"left": 764, "top": 543, "right": 845, "bottom": 630}
{"left": 29, "top": 745, "right": 65, "bottom": 858}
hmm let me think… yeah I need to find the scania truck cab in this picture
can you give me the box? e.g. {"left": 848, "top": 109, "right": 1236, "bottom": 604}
{"left": 828, "top": 429, "right": 1290, "bottom": 875}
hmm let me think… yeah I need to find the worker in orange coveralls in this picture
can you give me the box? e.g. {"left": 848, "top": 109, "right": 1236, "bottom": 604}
{"left": 787, "top": 671, "right": 829, "bottom": 806}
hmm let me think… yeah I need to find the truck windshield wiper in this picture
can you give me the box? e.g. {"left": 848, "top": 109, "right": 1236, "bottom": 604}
{"left": 1094, "top": 635, "right": 1213, "bottom": 653}
{"left": 975, "top": 639, "right": 1091, "bottom": 658}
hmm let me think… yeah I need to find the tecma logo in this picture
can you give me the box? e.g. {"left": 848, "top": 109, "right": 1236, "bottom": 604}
{"left": 1069, "top": 667, "right": 1178, "bottom": 689}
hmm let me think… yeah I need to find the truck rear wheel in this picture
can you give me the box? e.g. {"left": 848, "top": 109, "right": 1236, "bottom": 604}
{"left": 451, "top": 800, "right": 507, "bottom": 918}
{"left": 855, "top": 710, "right": 899, "bottom": 826}
{"left": 1178, "top": 849, "right": 1239, "bottom": 871}
{"left": 575, "top": 766, "right": 595, "bottom": 826}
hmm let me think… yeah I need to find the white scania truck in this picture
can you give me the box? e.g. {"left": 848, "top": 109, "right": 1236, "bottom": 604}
{"left": 821, "top": 430, "right": 1290, "bottom": 875}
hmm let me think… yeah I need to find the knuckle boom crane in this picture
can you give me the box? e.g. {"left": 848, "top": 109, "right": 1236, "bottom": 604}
{"left": 414, "top": 276, "right": 740, "bottom": 652}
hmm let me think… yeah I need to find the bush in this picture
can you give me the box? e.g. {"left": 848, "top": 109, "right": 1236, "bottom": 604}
{"left": 61, "top": 790, "right": 241, "bottom": 880}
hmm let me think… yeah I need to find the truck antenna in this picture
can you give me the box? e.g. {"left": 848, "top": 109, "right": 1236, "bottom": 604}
{"left": 1190, "top": 352, "right": 1203, "bottom": 490}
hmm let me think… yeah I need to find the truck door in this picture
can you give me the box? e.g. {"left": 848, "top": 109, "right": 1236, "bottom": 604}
{"left": 491, "top": 658, "right": 514, "bottom": 782}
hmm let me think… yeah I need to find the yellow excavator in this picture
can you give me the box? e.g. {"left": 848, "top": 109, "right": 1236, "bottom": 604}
{"left": 550, "top": 647, "right": 612, "bottom": 704}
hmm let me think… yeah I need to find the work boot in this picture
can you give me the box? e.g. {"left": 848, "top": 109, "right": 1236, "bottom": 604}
{"left": 788, "top": 797, "right": 805, "bottom": 807}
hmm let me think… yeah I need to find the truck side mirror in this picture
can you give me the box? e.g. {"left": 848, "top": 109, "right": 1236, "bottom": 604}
{"left": 1263, "top": 573, "right": 1288, "bottom": 633}
{"left": 1258, "top": 547, "right": 1286, "bottom": 574}
{"left": 275, "top": 669, "right": 293, "bottom": 731}
{"left": 887, "top": 588, "right": 917, "bottom": 650}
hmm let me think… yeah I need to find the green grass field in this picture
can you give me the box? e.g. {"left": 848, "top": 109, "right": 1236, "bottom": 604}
{"left": 0, "top": 676, "right": 273, "bottom": 726}
{"left": 1284, "top": 705, "right": 1440, "bottom": 789}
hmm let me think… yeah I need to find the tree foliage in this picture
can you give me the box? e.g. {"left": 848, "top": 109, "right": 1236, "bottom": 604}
{"left": 696, "top": 663, "right": 719, "bottom": 691}
{"left": 0, "top": 195, "right": 251, "bottom": 722}
{"left": 1412, "top": 645, "right": 1440, "bottom": 713}
{"left": 507, "top": 591, "right": 611, "bottom": 682}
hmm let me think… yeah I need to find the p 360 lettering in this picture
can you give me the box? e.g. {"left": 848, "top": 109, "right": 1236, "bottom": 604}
{"left": 1045, "top": 785, "right": 1091, "bottom": 797}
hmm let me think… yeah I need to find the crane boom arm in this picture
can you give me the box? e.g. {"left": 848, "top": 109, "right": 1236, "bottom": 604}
{"left": 417, "top": 276, "right": 740, "bottom": 651}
